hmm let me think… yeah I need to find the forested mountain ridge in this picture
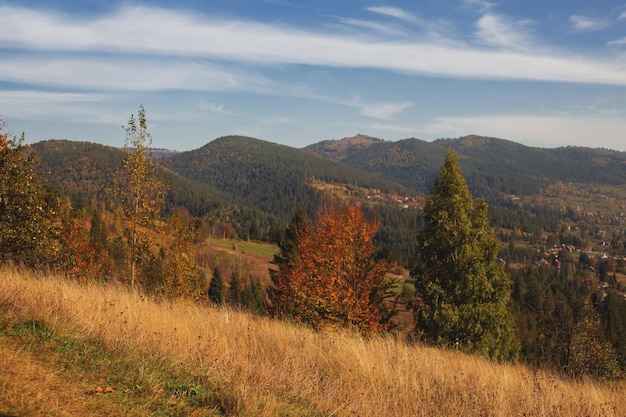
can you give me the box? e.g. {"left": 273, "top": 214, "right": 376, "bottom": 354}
{"left": 303, "top": 133, "right": 387, "bottom": 161}
{"left": 305, "top": 134, "right": 626, "bottom": 203}
{"left": 32, "top": 139, "right": 230, "bottom": 216}
{"left": 30, "top": 134, "right": 626, "bottom": 264}
{"left": 160, "top": 135, "right": 410, "bottom": 219}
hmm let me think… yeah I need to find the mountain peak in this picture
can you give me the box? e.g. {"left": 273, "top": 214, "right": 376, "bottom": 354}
{"left": 304, "top": 134, "right": 386, "bottom": 161}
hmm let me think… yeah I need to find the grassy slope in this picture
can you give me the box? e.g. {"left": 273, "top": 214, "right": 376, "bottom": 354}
{"left": 1, "top": 268, "right": 625, "bottom": 417}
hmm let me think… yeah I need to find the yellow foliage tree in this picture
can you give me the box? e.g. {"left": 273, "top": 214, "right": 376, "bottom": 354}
{"left": 110, "top": 106, "right": 169, "bottom": 285}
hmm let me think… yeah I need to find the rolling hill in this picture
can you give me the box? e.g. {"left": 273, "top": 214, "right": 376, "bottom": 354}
{"left": 305, "top": 134, "right": 626, "bottom": 203}
{"left": 159, "top": 135, "right": 410, "bottom": 219}
{"left": 32, "top": 140, "right": 230, "bottom": 216}
{"left": 30, "top": 134, "right": 626, "bottom": 264}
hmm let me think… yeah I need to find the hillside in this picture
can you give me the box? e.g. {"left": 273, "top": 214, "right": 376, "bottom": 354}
{"left": 303, "top": 133, "right": 386, "bottom": 161}
{"left": 31, "top": 134, "right": 626, "bottom": 265}
{"left": 2, "top": 267, "right": 625, "bottom": 417}
{"left": 32, "top": 140, "right": 230, "bottom": 216}
{"left": 31, "top": 137, "right": 422, "bottom": 261}
{"left": 160, "top": 135, "right": 410, "bottom": 219}
{"left": 305, "top": 134, "right": 626, "bottom": 202}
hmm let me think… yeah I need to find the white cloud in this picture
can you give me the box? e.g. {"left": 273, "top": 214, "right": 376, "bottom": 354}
{"left": 0, "top": 90, "right": 104, "bottom": 104}
{"left": 0, "top": 56, "right": 272, "bottom": 92}
{"left": 608, "top": 37, "right": 626, "bottom": 46}
{"left": 462, "top": 0, "right": 496, "bottom": 12}
{"left": 366, "top": 6, "right": 418, "bottom": 23}
{"left": 0, "top": 5, "right": 625, "bottom": 87}
{"left": 620, "top": 11, "right": 626, "bottom": 20}
{"left": 421, "top": 114, "right": 626, "bottom": 149}
{"left": 474, "top": 14, "right": 535, "bottom": 51}
{"left": 198, "top": 101, "right": 225, "bottom": 113}
{"left": 0, "top": 90, "right": 119, "bottom": 124}
{"left": 339, "top": 18, "right": 412, "bottom": 38}
{"left": 360, "top": 122, "right": 414, "bottom": 133}
{"left": 569, "top": 15, "right": 609, "bottom": 31}
{"left": 349, "top": 99, "right": 414, "bottom": 119}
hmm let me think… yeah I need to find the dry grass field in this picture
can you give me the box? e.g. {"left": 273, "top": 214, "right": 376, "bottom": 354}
{"left": 1, "top": 266, "right": 625, "bottom": 416}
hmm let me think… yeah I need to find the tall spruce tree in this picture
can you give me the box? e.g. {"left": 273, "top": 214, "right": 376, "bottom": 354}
{"left": 412, "top": 150, "right": 519, "bottom": 361}
{"left": 268, "top": 206, "right": 310, "bottom": 316}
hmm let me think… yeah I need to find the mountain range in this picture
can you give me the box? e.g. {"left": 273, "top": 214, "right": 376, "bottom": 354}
{"left": 32, "top": 134, "right": 626, "bottom": 264}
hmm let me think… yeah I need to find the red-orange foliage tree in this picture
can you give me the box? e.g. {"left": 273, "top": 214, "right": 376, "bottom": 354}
{"left": 60, "top": 214, "right": 108, "bottom": 281}
{"left": 270, "top": 204, "right": 392, "bottom": 334}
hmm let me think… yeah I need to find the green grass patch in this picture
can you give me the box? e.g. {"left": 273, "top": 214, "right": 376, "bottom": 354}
{"left": 208, "top": 237, "right": 278, "bottom": 259}
{"left": 0, "top": 311, "right": 237, "bottom": 416}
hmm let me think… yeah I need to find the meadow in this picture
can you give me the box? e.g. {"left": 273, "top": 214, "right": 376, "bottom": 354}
{"left": 1, "top": 267, "right": 624, "bottom": 416}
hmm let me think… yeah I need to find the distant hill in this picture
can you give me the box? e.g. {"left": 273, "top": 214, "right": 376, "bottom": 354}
{"left": 305, "top": 134, "right": 626, "bottom": 202}
{"left": 32, "top": 134, "right": 626, "bottom": 265}
{"left": 32, "top": 140, "right": 229, "bottom": 216}
{"left": 303, "top": 134, "right": 386, "bottom": 161}
{"left": 160, "top": 135, "right": 410, "bottom": 219}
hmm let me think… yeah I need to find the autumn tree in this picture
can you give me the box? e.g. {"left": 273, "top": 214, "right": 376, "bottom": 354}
{"left": 270, "top": 203, "right": 392, "bottom": 335}
{"left": 0, "top": 117, "right": 64, "bottom": 267}
{"left": 412, "top": 150, "right": 519, "bottom": 361}
{"left": 58, "top": 207, "right": 109, "bottom": 281}
{"left": 569, "top": 306, "right": 622, "bottom": 380}
{"left": 109, "top": 106, "right": 169, "bottom": 285}
{"left": 157, "top": 212, "right": 204, "bottom": 299}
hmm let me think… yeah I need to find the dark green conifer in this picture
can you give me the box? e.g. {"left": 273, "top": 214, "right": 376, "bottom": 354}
{"left": 268, "top": 206, "right": 310, "bottom": 315}
{"left": 227, "top": 270, "right": 242, "bottom": 307}
{"left": 207, "top": 267, "right": 225, "bottom": 305}
{"left": 412, "top": 150, "right": 519, "bottom": 361}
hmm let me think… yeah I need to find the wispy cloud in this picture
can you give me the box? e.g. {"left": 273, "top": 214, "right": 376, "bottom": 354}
{"left": 348, "top": 98, "right": 414, "bottom": 119}
{"left": 360, "top": 122, "right": 414, "bottom": 133}
{"left": 338, "top": 18, "right": 413, "bottom": 38}
{"left": 1, "top": 5, "right": 626, "bottom": 90}
{"left": 422, "top": 114, "right": 626, "bottom": 149}
{"left": 366, "top": 6, "right": 419, "bottom": 23}
{"left": 462, "top": 0, "right": 496, "bottom": 13}
{"left": 474, "top": 14, "right": 535, "bottom": 51}
{"left": 0, "top": 56, "right": 272, "bottom": 92}
{"left": 198, "top": 101, "right": 225, "bottom": 113}
{"left": 569, "top": 15, "right": 609, "bottom": 31}
{"left": 608, "top": 37, "right": 626, "bottom": 46}
{"left": 0, "top": 90, "right": 118, "bottom": 124}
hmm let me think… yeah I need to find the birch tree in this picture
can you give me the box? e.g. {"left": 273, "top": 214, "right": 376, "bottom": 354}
{"left": 110, "top": 106, "right": 169, "bottom": 285}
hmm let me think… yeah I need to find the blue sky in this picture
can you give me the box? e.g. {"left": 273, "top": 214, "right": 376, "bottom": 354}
{"left": 1, "top": 0, "right": 626, "bottom": 151}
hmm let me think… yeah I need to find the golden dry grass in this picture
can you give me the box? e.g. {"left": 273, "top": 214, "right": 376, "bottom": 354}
{"left": 1, "top": 266, "right": 625, "bottom": 416}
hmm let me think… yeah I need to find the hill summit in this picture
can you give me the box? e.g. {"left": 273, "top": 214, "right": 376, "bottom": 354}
{"left": 303, "top": 134, "right": 386, "bottom": 161}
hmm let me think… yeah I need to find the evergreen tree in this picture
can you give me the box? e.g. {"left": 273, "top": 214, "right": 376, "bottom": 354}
{"left": 227, "top": 271, "right": 242, "bottom": 307}
{"left": 242, "top": 276, "right": 266, "bottom": 315}
{"left": 412, "top": 150, "right": 519, "bottom": 361}
{"left": 208, "top": 266, "right": 225, "bottom": 305}
{"left": 268, "top": 206, "right": 310, "bottom": 315}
